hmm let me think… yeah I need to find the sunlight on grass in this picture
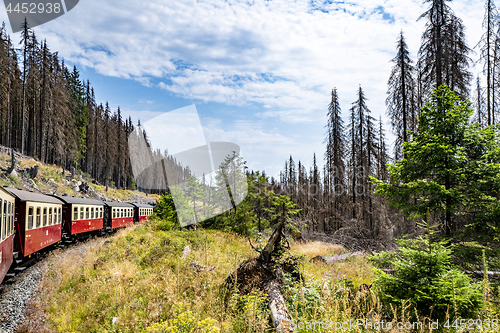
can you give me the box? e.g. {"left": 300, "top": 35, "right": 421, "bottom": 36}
{"left": 290, "top": 241, "right": 345, "bottom": 259}
{"left": 24, "top": 225, "right": 500, "bottom": 333}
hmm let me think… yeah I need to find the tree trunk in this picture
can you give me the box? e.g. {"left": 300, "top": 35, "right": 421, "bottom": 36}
{"left": 6, "top": 148, "right": 16, "bottom": 174}
{"left": 265, "top": 280, "right": 293, "bottom": 333}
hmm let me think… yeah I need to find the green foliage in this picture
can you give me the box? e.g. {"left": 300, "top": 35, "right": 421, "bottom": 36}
{"left": 451, "top": 242, "right": 500, "bottom": 274}
{"left": 65, "top": 66, "right": 89, "bottom": 165}
{"left": 153, "top": 192, "right": 180, "bottom": 231}
{"left": 184, "top": 177, "right": 205, "bottom": 224}
{"left": 282, "top": 272, "right": 323, "bottom": 319}
{"left": 371, "top": 223, "right": 482, "bottom": 321}
{"left": 144, "top": 303, "right": 220, "bottom": 333}
{"left": 201, "top": 172, "right": 300, "bottom": 236}
{"left": 372, "top": 85, "right": 500, "bottom": 236}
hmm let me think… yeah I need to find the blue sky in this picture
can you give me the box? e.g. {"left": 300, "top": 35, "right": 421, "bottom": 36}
{"left": 0, "top": 0, "right": 487, "bottom": 178}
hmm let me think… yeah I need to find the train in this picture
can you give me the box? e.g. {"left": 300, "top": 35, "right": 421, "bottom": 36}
{"left": 0, "top": 187, "right": 154, "bottom": 284}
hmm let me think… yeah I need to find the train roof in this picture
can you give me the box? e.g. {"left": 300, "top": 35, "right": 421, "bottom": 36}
{"left": 6, "top": 188, "right": 64, "bottom": 204}
{"left": 51, "top": 195, "right": 104, "bottom": 205}
{"left": 0, "top": 186, "right": 15, "bottom": 198}
{"left": 130, "top": 203, "right": 154, "bottom": 208}
{"left": 103, "top": 201, "right": 134, "bottom": 208}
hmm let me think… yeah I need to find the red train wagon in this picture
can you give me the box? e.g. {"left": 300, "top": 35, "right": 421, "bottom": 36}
{"left": 0, "top": 187, "right": 15, "bottom": 284}
{"left": 104, "top": 202, "right": 134, "bottom": 229}
{"left": 52, "top": 195, "right": 105, "bottom": 236}
{"left": 131, "top": 203, "right": 154, "bottom": 223}
{"left": 7, "top": 188, "right": 63, "bottom": 258}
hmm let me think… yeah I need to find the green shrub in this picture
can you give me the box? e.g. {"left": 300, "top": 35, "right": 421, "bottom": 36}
{"left": 371, "top": 234, "right": 483, "bottom": 321}
{"left": 152, "top": 193, "right": 180, "bottom": 230}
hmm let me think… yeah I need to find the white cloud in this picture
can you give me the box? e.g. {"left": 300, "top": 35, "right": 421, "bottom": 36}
{"left": 3, "top": 0, "right": 484, "bottom": 122}
{"left": 0, "top": 0, "right": 487, "bottom": 172}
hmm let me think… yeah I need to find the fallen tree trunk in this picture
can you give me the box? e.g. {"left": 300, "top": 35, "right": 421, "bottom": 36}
{"left": 225, "top": 220, "right": 297, "bottom": 332}
{"left": 310, "top": 251, "right": 366, "bottom": 265}
{"left": 265, "top": 280, "right": 293, "bottom": 333}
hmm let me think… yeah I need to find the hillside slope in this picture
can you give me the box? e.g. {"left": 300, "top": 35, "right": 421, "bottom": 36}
{"left": 0, "top": 147, "right": 159, "bottom": 204}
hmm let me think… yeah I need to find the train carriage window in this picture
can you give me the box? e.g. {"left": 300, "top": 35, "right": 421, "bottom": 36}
{"left": 7, "top": 202, "right": 11, "bottom": 235}
{"left": 28, "top": 206, "right": 34, "bottom": 230}
{"left": 3, "top": 200, "right": 6, "bottom": 240}
{"left": 4, "top": 201, "right": 8, "bottom": 237}
{"left": 91, "top": 207, "right": 94, "bottom": 219}
{"left": 43, "top": 207, "right": 47, "bottom": 226}
{"left": 5, "top": 202, "right": 8, "bottom": 236}
{"left": 100, "top": 207, "right": 103, "bottom": 218}
{"left": 58, "top": 208, "right": 62, "bottom": 224}
{"left": 0, "top": 199, "right": 3, "bottom": 240}
{"left": 10, "top": 202, "right": 13, "bottom": 235}
{"left": 86, "top": 207, "right": 89, "bottom": 219}
{"left": 74, "top": 207, "right": 78, "bottom": 221}
{"left": 113, "top": 208, "right": 116, "bottom": 218}
{"left": 36, "top": 207, "right": 41, "bottom": 228}
{"left": 48, "top": 208, "right": 53, "bottom": 225}
{"left": 80, "top": 207, "right": 84, "bottom": 220}
{"left": 9, "top": 202, "right": 14, "bottom": 234}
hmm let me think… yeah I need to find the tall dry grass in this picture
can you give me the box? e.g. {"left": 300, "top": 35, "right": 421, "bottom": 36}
{"left": 290, "top": 241, "right": 345, "bottom": 259}
{"left": 22, "top": 227, "right": 500, "bottom": 333}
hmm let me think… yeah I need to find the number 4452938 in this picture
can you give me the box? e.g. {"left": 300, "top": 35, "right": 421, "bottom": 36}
{"left": 5, "top": 3, "right": 61, "bottom": 14}
{"left": 443, "top": 319, "right": 498, "bottom": 330}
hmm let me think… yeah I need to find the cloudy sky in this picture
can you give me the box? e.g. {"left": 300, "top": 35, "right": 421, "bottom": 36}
{"left": 0, "top": 0, "right": 487, "bottom": 177}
